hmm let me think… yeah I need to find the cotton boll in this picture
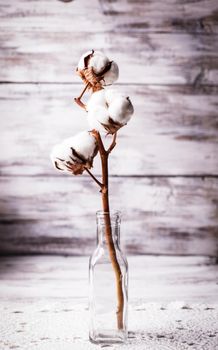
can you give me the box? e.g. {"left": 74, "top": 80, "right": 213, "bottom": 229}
{"left": 86, "top": 88, "right": 134, "bottom": 134}
{"left": 77, "top": 50, "right": 94, "bottom": 70}
{"left": 50, "top": 143, "right": 71, "bottom": 171}
{"left": 77, "top": 50, "right": 119, "bottom": 90}
{"left": 87, "top": 106, "right": 110, "bottom": 133}
{"left": 77, "top": 50, "right": 109, "bottom": 75}
{"left": 102, "top": 61, "right": 119, "bottom": 86}
{"left": 89, "top": 51, "right": 109, "bottom": 75}
{"left": 86, "top": 90, "right": 109, "bottom": 132}
{"left": 108, "top": 96, "right": 134, "bottom": 125}
{"left": 50, "top": 131, "right": 98, "bottom": 175}
{"left": 86, "top": 89, "right": 107, "bottom": 111}
{"left": 104, "top": 88, "right": 122, "bottom": 105}
{"left": 63, "top": 131, "right": 98, "bottom": 161}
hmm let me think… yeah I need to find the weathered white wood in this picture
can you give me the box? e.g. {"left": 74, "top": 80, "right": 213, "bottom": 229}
{"left": 0, "top": 31, "right": 217, "bottom": 84}
{"left": 0, "top": 84, "right": 217, "bottom": 176}
{"left": 0, "top": 0, "right": 217, "bottom": 84}
{"left": 0, "top": 0, "right": 104, "bottom": 33}
{"left": 0, "top": 0, "right": 217, "bottom": 257}
{"left": 0, "top": 0, "right": 217, "bottom": 34}
{"left": 100, "top": 0, "right": 218, "bottom": 34}
{"left": 0, "top": 256, "right": 217, "bottom": 349}
{"left": 0, "top": 176, "right": 217, "bottom": 256}
{"left": 0, "top": 256, "right": 217, "bottom": 302}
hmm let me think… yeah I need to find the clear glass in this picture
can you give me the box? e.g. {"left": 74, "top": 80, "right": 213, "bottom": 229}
{"left": 89, "top": 210, "right": 128, "bottom": 344}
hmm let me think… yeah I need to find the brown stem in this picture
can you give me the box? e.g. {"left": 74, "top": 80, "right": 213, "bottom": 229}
{"left": 91, "top": 130, "right": 124, "bottom": 330}
{"left": 74, "top": 82, "right": 90, "bottom": 109}
{"left": 74, "top": 98, "right": 86, "bottom": 110}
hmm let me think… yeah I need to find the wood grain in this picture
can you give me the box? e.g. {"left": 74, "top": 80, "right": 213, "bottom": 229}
{"left": 0, "top": 0, "right": 217, "bottom": 256}
{"left": 0, "top": 255, "right": 217, "bottom": 302}
{"left": 0, "top": 0, "right": 217, "bottom": 84}
{"left": 0, "top": 176, "right": 217, "bottom": 256}
{"left": 99, "top": 0, "right": 218, "bottom": 34}
{"left": 0, "top": 84, "right": 217, "bottom": 177}
{"left": 0, "top": 0, "right": 217, "bottom": 34}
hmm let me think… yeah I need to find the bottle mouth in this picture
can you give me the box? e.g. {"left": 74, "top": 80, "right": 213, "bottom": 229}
{"left": 96, "top": 210, "right": 121, "bottom": 224}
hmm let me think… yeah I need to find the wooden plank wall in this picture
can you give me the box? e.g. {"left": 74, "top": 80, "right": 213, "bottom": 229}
{"left": 0, "top": 0, "right": 217, "bottom": 256}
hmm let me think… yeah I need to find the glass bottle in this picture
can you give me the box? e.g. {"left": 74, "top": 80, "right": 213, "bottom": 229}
{"left": 89, "top": 210, "right": 128, "bottom": 344}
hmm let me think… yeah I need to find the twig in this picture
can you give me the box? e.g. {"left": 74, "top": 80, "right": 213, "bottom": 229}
{"left": 74, "top": 98, "right": 86, "bottom": 110}
{"left": 107, "top": 132, "right": 117, "bottom": 154}
{"left": 74, "top": 82, "right": 90, "bottom": 110}
{"left": 85, "top": 168, "right": 103, "bottom": 189}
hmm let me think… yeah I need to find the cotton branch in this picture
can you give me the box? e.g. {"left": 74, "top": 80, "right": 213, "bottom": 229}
{"left": 51, "top": 50, "right": 135, "bottom": 334}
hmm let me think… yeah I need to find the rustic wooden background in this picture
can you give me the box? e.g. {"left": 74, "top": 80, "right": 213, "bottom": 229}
{"left": 0, "top": 0, "right": 218, "bottom": 256}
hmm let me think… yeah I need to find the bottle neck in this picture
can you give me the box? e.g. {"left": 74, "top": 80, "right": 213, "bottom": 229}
{"left": 97, "top": 223, "right": 120, "bottom": 247}
{"left": 96, "top": 210, "right": 121, "bottom": 248}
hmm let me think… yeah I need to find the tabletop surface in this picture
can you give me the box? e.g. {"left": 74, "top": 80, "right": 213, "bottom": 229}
{"left": 0, "top": 255, "right": 217, "bottom": 350}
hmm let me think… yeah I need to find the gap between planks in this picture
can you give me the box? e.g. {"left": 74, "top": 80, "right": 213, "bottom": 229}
{"left": 1, "top": 175, "right": 218, "bottom": 178}
{"left": 0, "top": 252, "right": 217, "bottom": 260}
{"left": 1, "top": 82, "right": 218, "bottom": 88}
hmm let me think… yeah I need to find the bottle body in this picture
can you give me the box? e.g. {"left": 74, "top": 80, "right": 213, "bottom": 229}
{"left": 89, "top": 211, "right": 128, "bottom": 344}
